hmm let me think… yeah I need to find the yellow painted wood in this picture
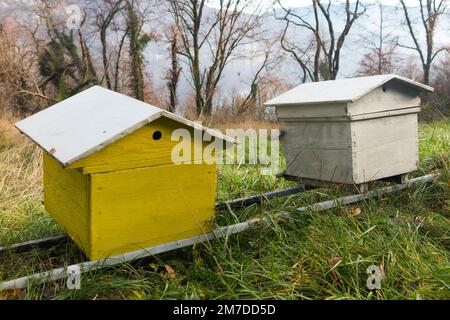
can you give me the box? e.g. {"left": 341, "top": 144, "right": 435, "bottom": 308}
{"left": 80, "top": 155, "right": 217, "bottom": 174}
{"left": 43, "top": 117, "right": 221, "bottom": 260}
{"left": 43, "top": 153, "right": 91, "bottom": 255}
{"left": 69, "top": 117, "right": 215, "bottom": 172}
{"left": 88, "top": 163, "right": 217, "bottom": 260}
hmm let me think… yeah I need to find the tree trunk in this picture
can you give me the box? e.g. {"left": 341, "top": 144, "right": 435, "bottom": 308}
{"left": 167, "top": 33, "right": 180, "bottom": 113}
{"left": 127, "top": 2, "right": 144, "bottom": 101}
{"left": 101, "top": 27, "right": 112, "bottom": 89}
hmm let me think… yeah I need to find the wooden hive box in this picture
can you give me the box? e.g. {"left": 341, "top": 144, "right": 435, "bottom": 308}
{"left": 15, "top": 86, "right": 232, "bottom": 260}
{"left": 265, "top": 74, "right": 434, "bottom": 192}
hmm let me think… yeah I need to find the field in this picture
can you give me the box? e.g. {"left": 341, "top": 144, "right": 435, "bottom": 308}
{"left": 0, "top": 117, "right": 449, "bottom": 300}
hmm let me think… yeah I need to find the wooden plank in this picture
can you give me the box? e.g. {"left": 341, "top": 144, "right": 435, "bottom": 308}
{"left": 277, "top": 103, "right": 348, "bottom": 119}
{"left": 281, "top": 120, "right": 353, "bottom": 184}
{"left": 69, "top": 117, "right": 214, "bottom": 171}
{"left": 349, "top": 82, "right": 420, "bottom": 116}
{"left": 0, "top": 174, "right": 438, "bottom": 291}
{"left": 351, "top": 114, "right": 419, "bottom": 184}
{"left": 349, "top": 107, "right": 421, "bottom": 121}
{"left": 88, "top": 163, "right": 217, "bottom": 260}
{"left": 281, "top": 121, "right": 352, "bottom": 149}
{"left": 43, "top": 153, "right": 91, "bottom": 255}
{"left": 284, "top": 149, "right": 354, "bottom": 184}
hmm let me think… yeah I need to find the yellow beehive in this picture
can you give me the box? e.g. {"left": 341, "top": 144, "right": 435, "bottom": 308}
{"left": 15, "top": 86, "right": 231, "bottom": 260}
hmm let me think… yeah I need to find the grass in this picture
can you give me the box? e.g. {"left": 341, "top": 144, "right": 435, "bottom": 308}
{"left": 0, "top": 117, "right": 448, "bottom": 300}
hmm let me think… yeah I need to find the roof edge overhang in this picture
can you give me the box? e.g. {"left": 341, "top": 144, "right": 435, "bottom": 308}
{"left": 264, "top": 74, "right": 434, "bottom": 108}
{"left": 264, "top": 100, "right": 352, "bottom": 107}
{"left": 16, "top": 110, "right": 236, "bottom": 168}
{"left": 160, "top": 111, "right": 237, "bottom": 144}
{"left": 350, "top": 74, "right": 434, "bottom": 103}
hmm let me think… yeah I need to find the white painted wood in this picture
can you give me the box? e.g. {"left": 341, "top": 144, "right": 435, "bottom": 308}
{"left": 264, "top": 74, "right": 433, "bottom": 107}
{"left": 285, "top": 149, "right": 353, "bottom": 184}
{"left": 0, "top": 174, "right": 438, "bottom": 291}
{"left": 281, "top": 121, "right": 352, "bottom": 149}
{"left": 349, "top": 107, "right": 421, "bottom": 121}
{"left": 351, "top": 114, "right": 419, "bottom": 184}
{"left": 15, "top": 86, "right": 234, "bottom": 167}
{"left": 349, "top": 82, "right": 421, "bottom": 116}
{"left": 269, "top": 75, "right": 430, "bottom": 186}
{"left": 276, "top": 103, "right": 348, "bottom": 119}
{"left": 281, "top": 112, "right": 421, "bottom": 185}
{"left": 280, "top": 121, "right": 354, "bottom": 184}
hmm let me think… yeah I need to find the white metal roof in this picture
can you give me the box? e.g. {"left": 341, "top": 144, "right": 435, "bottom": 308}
{"left": 15, "top": 86, "right": 233, "bottom": 167}
{"left": 264, "top": 74, "right": 434, "bottom": 107}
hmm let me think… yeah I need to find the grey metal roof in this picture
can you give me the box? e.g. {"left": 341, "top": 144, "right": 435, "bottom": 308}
{"left": 15, "top": 86, "right": 233, "bottom": 167}
{"left": 264, "top": 74, "right": 434, "bottom": 107}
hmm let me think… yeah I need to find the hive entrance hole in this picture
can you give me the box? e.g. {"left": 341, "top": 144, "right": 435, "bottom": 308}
{"left": 153, "top": 131, "right": 162, "bottom": 141}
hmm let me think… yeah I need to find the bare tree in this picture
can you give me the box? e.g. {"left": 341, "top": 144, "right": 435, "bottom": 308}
{"left": 234, "top": 50, "right": 270, "bottom": 115}
{"left": 399, "top": 0, "right": 448, "bottom": 85}
{"left": 91, "top": 0, "right": 131, "bottom": 92}
{"left": 79, "top": 12, "right": 98, "bottom": 82}
{"left": 356, "top": 1, "right": 398, "bottom": 76}
{"left": 276, "top": 0, "right": 321, "bottom": 82}
{"left": 112, "top": 23, "right": 129, "bottom": 91}
{"left": 317, "top": 0, "right": 366, "bottom": 80}
{"left": 0, "top": 23, "right": 52, "bottom": 115}
{"left": 165, "top": 26, "right": 182, "bottom": 113}
{"left": 276, "top": 0, "right": 366, "bottom": 81}
{"left": 95, "top": 0, "right": 125, "bottom": 89}
{"left": 126, "top": 0, "right": 151, "bottom": 101}
{"left": 169, "top": 0, "right": 266, "bottom": 116}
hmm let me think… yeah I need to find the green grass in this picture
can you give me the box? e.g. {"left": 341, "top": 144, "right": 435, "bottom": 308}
{"left": 0, "top": 122, "right": 448, "bottom": 300}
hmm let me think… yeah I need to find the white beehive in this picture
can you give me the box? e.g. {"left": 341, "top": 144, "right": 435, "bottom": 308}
{"left": 265, "top": 74, "right": 434, "bottom": 191}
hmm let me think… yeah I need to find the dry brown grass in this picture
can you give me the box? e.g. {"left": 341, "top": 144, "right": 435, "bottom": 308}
{"left": 0, "top": 116, "right": 50, "bottom": 244}
{"left": 215, "top": 119, "right": 281, "bottom": 131}
{"left": 0, "top": 117, "right": 23, "bottom": 147}
{"left": 0, "top": 117, "right": 42, "bottom": 203}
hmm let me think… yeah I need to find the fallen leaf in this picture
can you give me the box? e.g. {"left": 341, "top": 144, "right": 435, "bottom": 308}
{"left": 414, "top": 216, "right": 424, "bottom": 224}
{"left": 326, "top": 257, "right": 342, "bottom": 267}
{"left": 348, "top": 207, "right": 362, "bottom": 217}
{"left": 161, "top": 264, "right": 176, "bottom": 281}
{"left": 326, "top": 257, "right": 343, "bottom": 284}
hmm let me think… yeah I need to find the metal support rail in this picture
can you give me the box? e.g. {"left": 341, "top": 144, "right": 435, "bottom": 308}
{"left": 0, "top": 173, "right": 439, "bottom": 290}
